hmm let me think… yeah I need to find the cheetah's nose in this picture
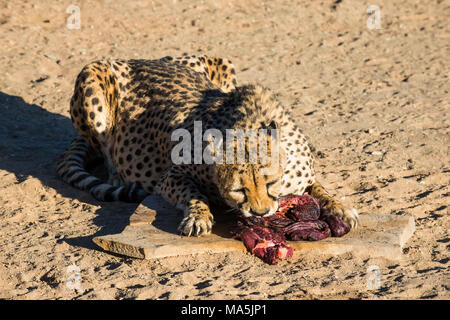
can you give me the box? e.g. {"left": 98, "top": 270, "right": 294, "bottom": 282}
{"left": 250, "top": 209, "right": 270, "bottom": 216}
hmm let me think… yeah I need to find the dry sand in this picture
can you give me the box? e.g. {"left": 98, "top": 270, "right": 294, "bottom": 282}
{"left": 0, "top": 0, "right": 448, "bottom": 299}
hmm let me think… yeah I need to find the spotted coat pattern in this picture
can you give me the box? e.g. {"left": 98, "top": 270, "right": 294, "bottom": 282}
{"left": 57, "top": 55, "right": 359, "bottom": 236}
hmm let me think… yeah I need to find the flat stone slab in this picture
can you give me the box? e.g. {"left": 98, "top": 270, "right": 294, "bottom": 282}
{"left": 93, "top": 195, "right": 416, "bottom": 261}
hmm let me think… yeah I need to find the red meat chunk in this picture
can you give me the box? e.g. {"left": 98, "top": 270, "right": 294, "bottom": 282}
{"left": 281, "top": 220, "right": 331, "bottom": 241}
{"left": 233, "top": 222, "right": 293, "bottom": 265}
{"left": 277, "top": 194, "right": 321, "bottom": 221}
{"left": 319, "top": 209, "right": 351, "bottom": 237}
{"left": 232, "top": 194, "right": 351, "bottom": 264}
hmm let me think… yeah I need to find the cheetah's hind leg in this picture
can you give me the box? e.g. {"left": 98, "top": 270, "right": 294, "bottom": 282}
{"left": 57, "top": 136, "right": 147, "bottom": 203}
{"left": 103, "top": 153, "right": 123, "bottom": 187}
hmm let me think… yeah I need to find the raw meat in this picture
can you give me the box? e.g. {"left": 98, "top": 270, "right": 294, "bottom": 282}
{"left": 232, "top": 194, "right": 351, "bottom": 264}
{"left": 233, "top": 222, "right": 293, "bottom": 265}
{"left": 281, "top": 220, "right": 331, "bottom": 241}
{"left": 277, "top": 194, "right": 321, "bottom": 221}
{"left": 319, "top": 209, "right": 351, "bottom": 237}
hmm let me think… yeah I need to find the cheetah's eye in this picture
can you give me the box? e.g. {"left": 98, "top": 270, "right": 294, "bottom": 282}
{"left": 266, "top": 179, "right": 280, "bottom": 200}
{"left": 230, "top": 188, "right": 246, "bottom": 199}
{"left": 229, "top": 188, "right": 247, "bottom": 207}
{"left": 266, "top": 179, "right": 279, "bottom": 188}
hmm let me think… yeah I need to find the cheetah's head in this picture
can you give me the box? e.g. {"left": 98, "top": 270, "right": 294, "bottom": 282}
{"left": 214, "top": 122, "right": 286, "bottom": 218}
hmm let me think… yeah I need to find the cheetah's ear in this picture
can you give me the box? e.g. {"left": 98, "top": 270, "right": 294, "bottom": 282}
{"left": 260, "top": 120, "right": 279, "bottom": 131}
{"left": 261, "top": 120, "right": 280, "bottom": 141}
{"left": 268, "top": 120, "right": 279, "bottom": 131}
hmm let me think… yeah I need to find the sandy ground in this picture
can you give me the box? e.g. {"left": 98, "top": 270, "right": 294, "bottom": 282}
{"left": 0, "top": 0, "right": 448, "bottom": 300}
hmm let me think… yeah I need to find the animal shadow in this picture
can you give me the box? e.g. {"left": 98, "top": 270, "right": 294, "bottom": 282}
{"left": 0, "top": 92, "right": 138, "bottom": 251}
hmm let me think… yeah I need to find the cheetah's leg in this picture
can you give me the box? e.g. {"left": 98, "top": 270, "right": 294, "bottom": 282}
{"left": 156, "top": 166, "right": 214, "bottom": 237}
{"left": 70, "top": 60, "right": 123, "bottom": 186}
{"left": 104, "top": 154, "right": 123, "bottom": 187}
{"left": 306, "top": 182, "right": 359, "bottom": 229}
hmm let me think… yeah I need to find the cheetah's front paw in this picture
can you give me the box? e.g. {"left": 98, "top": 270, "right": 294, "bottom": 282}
{"left": 178, "top": 205, "right": 214, "bottom": 237}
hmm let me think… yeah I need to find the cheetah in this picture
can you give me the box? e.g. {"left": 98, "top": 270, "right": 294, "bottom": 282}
{"left": 57, "top": 54, "right": 359, "bottom": 236}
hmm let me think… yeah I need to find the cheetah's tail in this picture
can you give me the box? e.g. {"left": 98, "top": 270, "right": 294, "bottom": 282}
{"left": 56, "top": 135, "right": 148, "bottom": 202}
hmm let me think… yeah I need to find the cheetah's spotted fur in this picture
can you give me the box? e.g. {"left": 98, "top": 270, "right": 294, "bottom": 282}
{"left": 57, "top": 54, "right": 359, "bottom": 236}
